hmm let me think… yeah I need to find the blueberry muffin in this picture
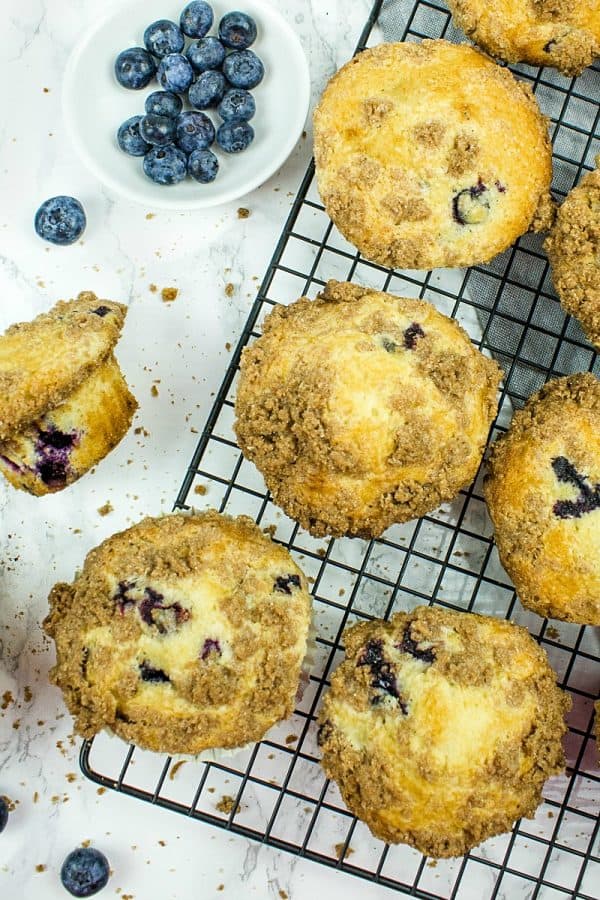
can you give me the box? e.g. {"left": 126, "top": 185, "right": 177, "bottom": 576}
{"left": 235, "top": 281, "right": 501, "bottom": 538}
{"left": 0, "top": 293, "right": 136, "bottom": 495}
{"left": 545, "top": 160, "right": 600, "bottom": 350}
{"left": 44, "top": 511, "right": 312, "bottom": 755}
{"left": 318, "top": 606, "right": 569, "bottom": 857}
{"left": 485, "top": 374, "right": 600, "bottom": 625}
{"left": 448, "top": 0, "right": 599, "bottom": 77}
{"left": 313, "top": 40, "right": 554, "bottom": 271}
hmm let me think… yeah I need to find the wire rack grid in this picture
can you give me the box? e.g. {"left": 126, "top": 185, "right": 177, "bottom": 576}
{"left": 80, "top": 1, "right": 600, "bottom": 897}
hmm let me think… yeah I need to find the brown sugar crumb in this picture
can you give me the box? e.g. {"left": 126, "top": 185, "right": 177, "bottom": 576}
{"left": 66, "top": 772, "right": 78, "bottom": 783}
{"left": 334, "top": 843, "right": 354, "bottom": 860}
{"left": 446, "top": 132, "right": 480, "bottom": 177}
{"left": 285, "top": 734, "right": 298, "bottom": 745}
{"left": 546, "top": 626, "right": 560, "bottom": 640}
{"left": 97, "top": 501, "right": 113, "bottom": 517}
{"left": 237, "top": 207, "right": 251, "bottom": 219}
{"left": 97, "top": 787, "right": 106, "bottom": 796}
{"left": 1, "top": 691, "right": 14, "bottom": 710}
{"left": 35, "top": 864, "right": 46, "bottom": 873}
{"left": 279, "top": 891, "right": 288, "bottom": 899}
{"left": 149, "top": 283, "right": 158, "bottom": 293}
{"left": 146, "top": 213, "right": 155, "bottom": 220}
{"left": 33, "top": 791, "right": 39, "bottom": 803}
{"left": 158, "top": 840, "right": 166, "bottom": 847}
{"left": 24, "top": 686, "right": 33, "bottom": 702}
{"left": 169, "top": 760, "right": 187, "bottom": 780}
{"left": 81, "top": 839, "right": 91, "bottom": 848}
{"left": 216, "top": 795, "right": 239, "bottom": 815}
{"left": 207, "top": 787, "right": 215, "bottom": 793}
{"left": 217, "top": 886, "right": 224, "bottom": 893}
{"left": 194, "top": 484, "right": 207, "bottom": 496}
{"left": 42, "top": 87, "right": 50, "bottom": 93}
{"left": 548, "top": 811, "right": 554, "bottom": 819}
{"left": 427, "top": 860, "right": 438, "bottom": 868}
{"left": 161, "top": 287, "right": 178, "bottom": 302}
{"left": 150, "top": 385, "right": 159, "bottom": 398}
{"left": 224, "top": 283, "right": 235, "bottom": 297}
{"left": 225, "top": 342, "right": 231, "bottom": 352}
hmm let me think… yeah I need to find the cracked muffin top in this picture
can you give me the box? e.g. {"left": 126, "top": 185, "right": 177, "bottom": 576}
{"left": 545, "top": 159, "right": 600, "bottom": 350}
{"left": 0, "top": 292, "right": 127, "bottom": 442}
{"left": 44, "top": 511, "right": 312, "bottom": 755}
{"left": 313, "top": 40, "right": 554, "bottom": 271}
{"left": 448, "top": 0, "right": 599, "bottom": 77}
{"left": 318, "top": 605, "right": 569, "bottom": 857}
{"left": 485, "top": 374, "right": 600, "bottom": 625}
{"left": 234, "top": 281, "right": 501, "bottom": 538}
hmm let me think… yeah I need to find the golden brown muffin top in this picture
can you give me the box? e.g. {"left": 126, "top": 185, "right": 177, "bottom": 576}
{"left": 0, "top": 292, "right": 127, "bottom": 441}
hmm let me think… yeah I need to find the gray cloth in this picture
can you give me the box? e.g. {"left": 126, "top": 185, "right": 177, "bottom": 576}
{"left": 377, "top": 0, "right": 599, "bottom": 404}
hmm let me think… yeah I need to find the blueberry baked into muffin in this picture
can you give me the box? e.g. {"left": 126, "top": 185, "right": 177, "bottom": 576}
{"left": 313, "top": 40, "right": 554, "bottom": 271}
{"left": 545, "top": 159, "right": 600, "bottom": 350}
{"left": 317, "top": 605, "right": 570, "bottom": 857}
{"left": 448, "top": 0, "right": 600, "bottom": 77}
{"left": 485, "top": 374, "right": 600, "bottom": 625}
{"left": 0, "top": 292, "right": 136, "bottom": 495}
{"left": 235, "top": 281, "right": 501, "bottom": 538}
{"left": 44, "top": 511, "right": 312, "bottom": 755}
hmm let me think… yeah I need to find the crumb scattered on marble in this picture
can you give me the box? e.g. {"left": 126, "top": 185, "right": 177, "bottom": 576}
{"left": 194, "top": 485, "right": 207, "bottom": 496}
{"left": 237, "top": 207, "right": 250, "bottom": 219}
{"left": 35, "top": 864, "right": 46, "bottom": 873}
{"left": 97, "top": 501, "right": 113, "bottom": 517}
{"left": 97, "top": 787, "right": 106, "bottom": 796}
{"left": 161, "top": 287, "right": 178, "bottom": 302}
{"left": 146, "top": 213, "right": 155, "bottom": 220}
{"left": 151, "top": 385, "right": 159, "bottom": 398}
{"left": 216, "top": 795, "right": 239, "bottom": 815}
{"left": 81, "top": 839, "right": 91, "bottom": 848}
{"left": 24, "top": 686, "right": 33, "bottom": 702}
{"left": 224, "top": 283, "right": 235, "bottom": 297}
{"left": 334, "top": 843, "right": 354, "bottom": 860}
{"left": 546, "top": 626, "right": 560, "bottom": 640}
{"left": 217, "top": 886, "right": 224, "bottom": 893}
{"left": 2, "top": 692, "right": 14, "bottom": 710}
{"left": 158, "top": 840, "right": 166, "bottom": 847}
{"left": 149, "top": 283, "right": 158, "bottom": 293}
{"left": 285, "top": 734, "right": 298, "bottom": 745}
{"left": 427, "top": 860, "right": 438, "bottom": 868}
{"left": 66, "top": 773, "right": 77, "bottom": 783}
{"left": 169, "top": 760, "right": 187, "bottom": 780}
{"left": 225, "top": 342, "right": 231, "bottom": 351}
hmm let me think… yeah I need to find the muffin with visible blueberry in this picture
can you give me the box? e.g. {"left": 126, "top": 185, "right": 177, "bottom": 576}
{"left": 318, "top": 605, "right": 569, "bottom": 857}
{"left": 485, "top": 374, "right": 600, "bottom": 625}
{"left": 44, "top": 511, "right": 312, "bottom": 755}
{"left": 545, "top": 159, "right": 600, "bottom": 350}
{"left": 448, "top": 0, "right": 599, "bottom": 77}
{"left": 0, "top": 292, "right": 136, "bottom": 495}
{"left": 313, "top": 40, "right": 554, "bottom": 270}
{"left": 235, "top": 281, "right": 501, "bottom": 538}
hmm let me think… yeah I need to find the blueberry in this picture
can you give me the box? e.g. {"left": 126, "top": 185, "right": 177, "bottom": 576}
{"left": 452, "top": 180, "right": 489, "bottom": 225}
{"left": 60, "top": 847, "right": 110, "bottom": 897}
{"left": 180, "top": 1, "right": 214, "bottom": 38}
{"left": 396, "top": 625, "right": 436, "bottom": 664}
{"left": 92, "top": 306, "right": 111, "bottom": 317}
{"left": 144, "top": 90, "right": 183, "bottom": 119}
{"left": 217, "top": 88, "right": 256, "bottom": 122}
{"left": 35, "top": 427, "right": 77, "bottom": 486}
{"left": 188, "top": 148, "right": 219, "bottom": 183}
{"left": 157, "top": 53, "right": 193, "bottom": 93}
{"left": 143, "top": 145, "right": 188, "bottom": 185}
{"left": 219, "top": 12, "right": 257, "bottom": 50}
{"left": 139, "top": 114, "right": 176, "bottom": 146}
{"left": 114, "top": 47, "right": 156, "bottom": 90}
{"left": 186, "top": 36, "right": 226, "bottom": 73}
{"left": 403, "top": 322, "right": 425, "bottom": 350}
{"left": 201, "top": 638, "right": 222, "bottom": 659}
{"left": 551, "top": 456, "right": 600, "bottom": 519}
{"left": 216, "top": 118, "right": 254, "bottom": 153}
{"left": 222, "top": 49, "right": 264, "bottom": 89}
{"left": 0, "top": 797, "right": 8, "bottom": 833}
{"left": 139, "top": 660, "right": 170, "bottom": 683}
{"left": 34, "top": 196, "right": 86, "bottom": 246}
{"left": 117, "top": 116, "right": 151, "bottom": 156}
{"left": 176, "top": 110, "right": 215, "bottom": 153}
{"left": 274, "top": 574, "right": 301, "bottom": 594}
{"left": 188, "top": 70, "right": 227, "bottom": 109}
{"left": 357, "top": 639, "right": 407, "bottom": 713}
{"left": 143, "top": 20, "right": 184, "bottom": 58}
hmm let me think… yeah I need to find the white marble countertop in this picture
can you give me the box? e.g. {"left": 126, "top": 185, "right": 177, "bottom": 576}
{"left": 0, "top": 0, "right": 405, "bottom": 897}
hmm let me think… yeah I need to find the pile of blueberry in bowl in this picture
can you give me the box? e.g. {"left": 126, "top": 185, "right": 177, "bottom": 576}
{"left": 115, "top": 2, "right": 263, "bottom": 185}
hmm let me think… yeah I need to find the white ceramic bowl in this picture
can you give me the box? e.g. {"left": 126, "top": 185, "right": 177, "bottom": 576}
{"left": 62, "top": 0, "right": 310, "bottom": 209}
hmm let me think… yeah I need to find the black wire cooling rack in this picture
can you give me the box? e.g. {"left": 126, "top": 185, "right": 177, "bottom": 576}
{"left": 80, "top": 1, "right": 600, "bottom": 896}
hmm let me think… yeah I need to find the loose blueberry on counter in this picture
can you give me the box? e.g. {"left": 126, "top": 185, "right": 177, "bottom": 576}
{"left": 180, "top": 1, "right": 214, "bottom": 38}
{"left": 552, "top": 456, "right": 600, "bottom": 518}
{"left": 157, "top": 52, "right": 194, "bottom": 93}
{"left": 452, "top": 180, "right": 489, "bottom": 226}
{"left": 189, "top": 70, "right": 227, "bottom": 109}
{"left": 60, "top": 847, "right": 110, "bottom": 898}
{"left": 139, "top": 660, "right": 170, "bottom": 683}
{"left": 143, "top": 19, "right": 184, "bottom": 58}
{"left": 186, "top": 36, "right": 226, "bottom": 73}
{"left": 139, "top": 113, "right": 177, "bottom": 146}
{"left": 201, "top": 638, "right": 222, "bottom": 660}
{"left": 176, "top": 110, "right": 215, "bottom": 153}
{"left": 34, "top": 196, "right": 86, "bottom": 245}
{"left": 188, "top": 148, "right": 219, "bottom": 183}
{"left": 145, "top": 90, "right": 183, "bottom": 119}
{"left": 217, "top": 118, "right": 254, "bottom": 153}
{"left": 117, "top": 116, "right": 151, "bottom": 156}
{"left": 114, "top": 47, "right": 156, "bottom": 90}
{"left": 396, "top": 625, "right": 436, "bottom": 664}
{"left": 219, "top": 11, "right": 257, "bottom": 50}
{"left": 35, "top": 427, "right": 78, "bottom": 486}
{"left": 274, "top": 574, "right": 301, "bottom": 595}
{"left": 403, "top": 322, "right": 425, "bottom": 350}
{"left": 143, "top": 145, "right": 188, "bottom": 185}
{"left": 217, "top": 88, "right": 256, "bottom": 122}
{"left": 0, "top": 796, "right": 8, "bottom": 833}
{"left": 222, "top": 49, "right": 264, "bottom": 89}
